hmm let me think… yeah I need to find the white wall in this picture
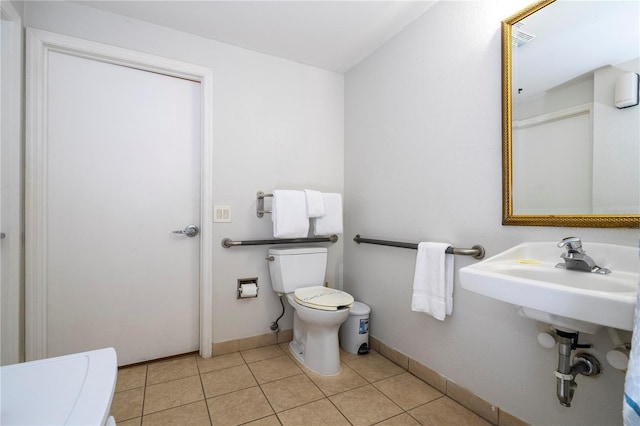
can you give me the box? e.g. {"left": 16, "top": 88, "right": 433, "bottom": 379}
{"left": 592, "top": 60, "right": 640, "bottom": 214}
{"left": 344, "top": 1, "right": 638, "bottom": 425}
{"left": 23, "top": 1, "right": 344, "bottom": 344}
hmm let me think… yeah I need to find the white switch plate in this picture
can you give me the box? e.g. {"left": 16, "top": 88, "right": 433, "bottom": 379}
{"left": 214, "top": 205, "right": 231, "bottom": 222}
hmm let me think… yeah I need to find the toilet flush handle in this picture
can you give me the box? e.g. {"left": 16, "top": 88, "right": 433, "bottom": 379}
{"left": 265, "top": 256, "right": 275, "bottom": 261}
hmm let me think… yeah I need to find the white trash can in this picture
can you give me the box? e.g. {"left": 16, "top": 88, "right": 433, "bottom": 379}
{"left": 340, "top": 301, "right": 370, "bottom": 355}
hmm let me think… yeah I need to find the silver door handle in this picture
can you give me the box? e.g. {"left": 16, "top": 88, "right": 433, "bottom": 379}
{"left": 172, "top": 224, "right": 199, "bottom": 237}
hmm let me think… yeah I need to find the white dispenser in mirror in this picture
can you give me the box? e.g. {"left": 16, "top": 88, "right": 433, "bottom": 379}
{"left": 615, "top": 72, "right": 639, "bottom": 109}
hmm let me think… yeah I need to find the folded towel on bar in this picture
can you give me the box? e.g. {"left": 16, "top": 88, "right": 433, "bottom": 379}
{"left": 411, "top": 242, "right": 454, "bottom": 321}
{"left": 313, "top": 193, "right": 343, "bottom": 235}
{"left": 304, "top": 189, "right": 325, "bottom": 218}
{"left": 272, "top": 190, "right": 309, "bottom": 238}
{"left": 624, "top": 285, "right": 640, "bottom": 425}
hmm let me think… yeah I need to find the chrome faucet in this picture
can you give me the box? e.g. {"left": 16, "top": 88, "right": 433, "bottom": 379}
{"left": 555, "top": 237, "right": 611, "bottom": 274}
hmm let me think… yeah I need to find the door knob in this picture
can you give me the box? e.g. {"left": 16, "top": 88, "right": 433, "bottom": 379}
{"left": 172, "top": 224, "right": 199, "bottom": 237}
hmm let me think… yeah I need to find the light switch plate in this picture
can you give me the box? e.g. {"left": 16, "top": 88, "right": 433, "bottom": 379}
{"left": 214, "top": 205, "right": 231, "bottom": 222}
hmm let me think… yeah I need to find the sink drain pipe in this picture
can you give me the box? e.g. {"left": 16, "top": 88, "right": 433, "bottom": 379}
{"left": 554, "top": 330, "right": 602, "bottom": 407}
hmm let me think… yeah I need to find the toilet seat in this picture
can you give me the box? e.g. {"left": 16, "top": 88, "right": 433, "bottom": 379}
{"left": 294, "top": 286, "right": 354, "bottom": 311}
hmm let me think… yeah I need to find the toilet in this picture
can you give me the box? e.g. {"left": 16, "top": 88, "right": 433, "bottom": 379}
{"left": 268, "top": 247, "right": 354, "bottom": 375}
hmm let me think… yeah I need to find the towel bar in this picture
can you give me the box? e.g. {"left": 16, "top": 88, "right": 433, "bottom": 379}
{"left": 256, "top": 191, "right": 273, "bottom": 218}
{"left": 222, "top": 235, "right": 339, "bottom": 248}
{"left": 353, "top": 234, "right": 485, "bottom": 259}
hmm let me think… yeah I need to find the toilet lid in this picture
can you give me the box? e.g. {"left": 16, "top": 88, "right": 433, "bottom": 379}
{"left": 294, "top": 286, "right": 354, "bottom": 311}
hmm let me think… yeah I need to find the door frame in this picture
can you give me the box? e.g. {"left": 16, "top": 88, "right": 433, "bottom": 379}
{"left": 25, "top": 28, "right": 214, "bottom": 361}
{"left": 1, "top": 0, "right": 24, "bottom": 366}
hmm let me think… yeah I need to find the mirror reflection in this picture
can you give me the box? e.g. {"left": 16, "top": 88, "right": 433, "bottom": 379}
{"left": 503, "top": 0, "right": 640, "bottom": 226}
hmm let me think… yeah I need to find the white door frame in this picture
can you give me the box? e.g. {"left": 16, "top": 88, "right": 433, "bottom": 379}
{"left": 1, "top": 0, "right": 24, "bottom": 366}
{"left": 25, "top": 28, "right": 213, "bottom": 361}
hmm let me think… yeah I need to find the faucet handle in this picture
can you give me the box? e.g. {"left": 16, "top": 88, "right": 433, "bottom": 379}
{"left": 558, "top": 236, "right": 583, "bottom": 253}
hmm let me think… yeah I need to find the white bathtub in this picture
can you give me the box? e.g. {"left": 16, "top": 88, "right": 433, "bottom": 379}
{"left": 1, "top": 347, "right": 117, "bottom": 425}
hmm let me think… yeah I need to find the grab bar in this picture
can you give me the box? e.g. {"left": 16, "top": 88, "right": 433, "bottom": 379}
{"left": 353, "top": 234, "right": 485, "bottom": 259}
{"left": 222, "top": 235, "right": 339, "bottom": 248}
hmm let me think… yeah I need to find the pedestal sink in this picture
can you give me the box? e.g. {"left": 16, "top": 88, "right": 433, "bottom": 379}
{"left": 459, "top": 241, "right": 639, "bottom": 333}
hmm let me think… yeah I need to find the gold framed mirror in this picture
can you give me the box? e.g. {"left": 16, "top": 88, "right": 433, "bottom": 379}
{"left": 502, "top": 0, "right": 640, "bottom": 228}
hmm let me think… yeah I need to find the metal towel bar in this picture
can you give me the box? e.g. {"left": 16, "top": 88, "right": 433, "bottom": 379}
{"left": 353, "top": 234, "right": 485, "bottom": 259}
{"left": 222, "top": 235, "right": 339, "bottom": 248}
{"left": 256, "top": 191, "right": 273, "bottom": 218}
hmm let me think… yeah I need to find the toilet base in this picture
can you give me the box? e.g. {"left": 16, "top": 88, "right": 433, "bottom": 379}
{"left": 288, "top": 340, "right": 342, "bottom": 376}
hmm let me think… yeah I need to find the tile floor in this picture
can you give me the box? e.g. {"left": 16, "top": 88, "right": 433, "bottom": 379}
{"left": 110, "top": 343, "right": 491, "bottom": 426}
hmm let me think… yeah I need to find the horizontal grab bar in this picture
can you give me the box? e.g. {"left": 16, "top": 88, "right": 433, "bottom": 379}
{"left": 353, "top": 234, "right": 485, "bottom": 259}
{"left": 222, "top": 235, "right": 339, "bottom": 248}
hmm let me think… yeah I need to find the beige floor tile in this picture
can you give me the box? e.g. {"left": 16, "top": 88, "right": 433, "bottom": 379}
{"left": 338, "top": 348, "right": 360, "bottom": 363}
{"left": 142, "top": 400, "right": 211, "bottom": 426}
{"left": 306, "top": 362, "right": 368, "bottom": 396}
{"left": 144, "top": 375, "right": 204, "bottom": 415}
{"left": 146, "top": 355, "right": 199, "bottom": 385}
{"left": 201, "top": 364, "right": 258, "bottom": 398}
{"left": 197, "top": 352, "right": 245, "bottom": 374}
{"left": 346, "top": 351, "right": 406, "bottom": 383}
{"left": 277, "top": 398, "right": 350, "bottom": 426}
{"left": 243, "top": 415, "right": 282, "bottom": 426}
{"left": 241, "top": 344, "right": 286, "bottom": 363}
{"left": 114, "top": 343, "right": 509, "bottom": 426}
{"left": 329, "top": 384, "right": 402, "bottom": 425}
{"left": 409, "top": 397, "right": 491, "bottom": 426}
{"left": 376, "top": 413, "right": 422, "bottom": 426}
{"left": 261, "top": 374, "right": 325, "bottom": 412}
{"left": 116, "top": 418, "right": 142, "bottom": 426}
{"left": 373, "top": 372, "right": 443, "bottom": 410}
{"left": 278, "top": 342, "right": 291, "bottom": 354}
{"left": 207, "top": 386, "right": 274, "bottom": 426}
{"left": 248, "top": 354, "right": 303, "bottom": 384}
{"left": 111, "top": 387, "right": 144, "bottom": 422}
{"left": 116, "top": 365, "right": 148, "bottom": 392}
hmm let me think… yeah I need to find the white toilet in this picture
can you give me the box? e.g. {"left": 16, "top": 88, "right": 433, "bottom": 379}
{"left": 268, "top": 247, "right": 354, "bottom": 375}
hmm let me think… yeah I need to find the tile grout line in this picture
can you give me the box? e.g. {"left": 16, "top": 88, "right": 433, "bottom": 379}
{"left": 122, "top": 346, "right": 474, "bottom": 426}
{"left": 243, "top": 350, "right": 284, "bottom": 424}
{"left": 195, "top": 355, "right": 215, "bottom": 425}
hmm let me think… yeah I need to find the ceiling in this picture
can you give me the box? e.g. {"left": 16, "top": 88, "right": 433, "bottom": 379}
{"left": 74, "top": 1, "right": 437, "bottom": 73}
{"left": 515, "top": 0, "right": 639, "bottom": 100}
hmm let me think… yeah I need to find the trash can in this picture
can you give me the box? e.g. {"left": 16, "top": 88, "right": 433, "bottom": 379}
{"left": 340, "top": 301, "right": 370, "bottom": 355}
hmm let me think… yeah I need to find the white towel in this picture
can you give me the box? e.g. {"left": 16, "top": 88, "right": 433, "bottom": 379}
{"left": 271, "top": 190, "right": 309, "bottom": 238}
{"left": 304, "top": 189, "right": 325, "bottom": 218}
{"left": 313, "top": 193, "right": 343, "bottom": 235}
{"left": 411, "top": 242, "right": 454, "bottom": 321}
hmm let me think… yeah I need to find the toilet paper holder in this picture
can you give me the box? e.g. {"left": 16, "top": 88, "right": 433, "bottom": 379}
{"left": 237, "top": 278, "right": 259, "bottom": 299}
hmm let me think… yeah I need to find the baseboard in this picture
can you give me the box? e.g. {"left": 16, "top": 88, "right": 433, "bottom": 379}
{"left": 211, "top": 329, "right": 293, "bottom": 356}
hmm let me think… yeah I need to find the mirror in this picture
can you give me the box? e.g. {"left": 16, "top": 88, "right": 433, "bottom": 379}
{"left": 502, "top": 0, "right": 640, "bottom": 227}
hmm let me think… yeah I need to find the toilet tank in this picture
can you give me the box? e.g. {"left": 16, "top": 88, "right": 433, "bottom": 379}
{"left": 268, "top": 247, "right": 328, "bottom": 294}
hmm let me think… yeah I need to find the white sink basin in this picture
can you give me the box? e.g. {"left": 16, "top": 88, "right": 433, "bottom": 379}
{"left": 1, "top": 348, "right": 117, "bottom": 425}
{"left": 459, "top": 242, "right": 639, "bottom": 333}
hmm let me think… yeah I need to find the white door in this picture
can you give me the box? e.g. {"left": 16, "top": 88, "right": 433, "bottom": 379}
{"left": 43, "top": 51, "right": 201, "bottom": 366}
